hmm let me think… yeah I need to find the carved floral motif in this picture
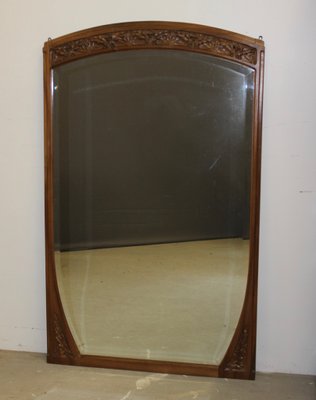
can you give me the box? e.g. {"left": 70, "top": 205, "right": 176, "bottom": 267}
{"left": 224, "top": 328, "right": 249, "bottom": 371}
{"left": 53, "top": 314, "right": 72, "bottom": 358}
{"left": 51, "top": 29, "right": 257, "bottom": 66}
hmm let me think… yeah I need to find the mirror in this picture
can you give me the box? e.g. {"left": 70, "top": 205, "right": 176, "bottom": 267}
{"left": 44, "top": 22, "right": 264, "bottom": 379}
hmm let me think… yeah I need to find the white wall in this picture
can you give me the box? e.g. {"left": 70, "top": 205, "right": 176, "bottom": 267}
{"left": 0, "top": 0, "right": 315, "bottom": 375}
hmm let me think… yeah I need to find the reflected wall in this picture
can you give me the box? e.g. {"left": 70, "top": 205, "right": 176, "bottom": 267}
{"left": 53, "top": 51, "right": 253, "bottom": 250}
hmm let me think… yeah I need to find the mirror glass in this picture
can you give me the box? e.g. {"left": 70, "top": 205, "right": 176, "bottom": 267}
{"left": 52, "top": 49, "right": 254, "bottom": 365}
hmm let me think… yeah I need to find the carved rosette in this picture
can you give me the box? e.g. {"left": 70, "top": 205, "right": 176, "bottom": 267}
{"left": 50, "top": 29, "right": 257, "bottom": 66}
{"left": 224, "top": 328, "right": 249, "bottom": 372}
{"left": 52, "top": 314, "right": 73, "bottom": 358}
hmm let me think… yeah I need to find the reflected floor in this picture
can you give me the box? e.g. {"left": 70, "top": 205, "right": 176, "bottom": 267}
{"left": 55, "top": 238, "right": 248, "bottom": 365}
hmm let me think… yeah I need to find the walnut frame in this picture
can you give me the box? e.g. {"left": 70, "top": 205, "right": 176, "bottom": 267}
{"left": 43, "top": 21, "right": 264, "bottom": 380}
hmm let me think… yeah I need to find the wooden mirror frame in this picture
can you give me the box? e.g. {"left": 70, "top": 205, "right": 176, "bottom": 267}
{"left": 43, "top": 21, "right": 264, "bottom": 380}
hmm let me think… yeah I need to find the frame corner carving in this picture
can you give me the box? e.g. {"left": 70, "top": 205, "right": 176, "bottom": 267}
{"left": 51, "top": 313, "right": 73, "bottom": 359}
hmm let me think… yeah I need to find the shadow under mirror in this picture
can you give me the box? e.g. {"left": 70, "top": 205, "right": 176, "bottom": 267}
{"left": 52, "top": 50, "right": 254, "bottom": 366}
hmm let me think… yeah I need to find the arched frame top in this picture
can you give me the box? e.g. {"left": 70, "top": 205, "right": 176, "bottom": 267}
{"left": 44, "top": 21, "right": 263, "bottom": 67}
{"left": 43, "top": 21, "right": 265, "bottom": 380}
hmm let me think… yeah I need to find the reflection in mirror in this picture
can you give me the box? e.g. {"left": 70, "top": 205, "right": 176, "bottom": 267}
{"left": 52, "top": 50, "right": 254, "bottom": 365}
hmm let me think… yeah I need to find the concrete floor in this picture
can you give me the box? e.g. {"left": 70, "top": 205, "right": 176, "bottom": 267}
{"left": 0, "top": 350, "right": 315, "bottom": 400}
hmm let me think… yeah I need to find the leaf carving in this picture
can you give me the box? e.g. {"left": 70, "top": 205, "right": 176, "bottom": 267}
{"left": 50, "top": 29, "right": 257, "bottom": 66}
{"left": 53, "top": 314, "right": 72, "bottom": 358}
{"left": 224, "top": 328, "right": 249, "bottom": 371}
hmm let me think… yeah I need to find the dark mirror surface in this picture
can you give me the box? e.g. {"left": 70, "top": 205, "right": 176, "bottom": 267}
{"left": 52, "top": 49, "right": 254, "bottom": 364}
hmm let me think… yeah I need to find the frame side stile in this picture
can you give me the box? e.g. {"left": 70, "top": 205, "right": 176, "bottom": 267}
{"left": 251, "top": 48, "right": 265, "bottom": 377}
{"left": 219, "top": 42, "right": 264, "bottom": 379}
{"left": 43, "top": 41, "right": 54, "bottom": 360}
{"left": 44, "top": 41, "right": 80, "bottom": 363}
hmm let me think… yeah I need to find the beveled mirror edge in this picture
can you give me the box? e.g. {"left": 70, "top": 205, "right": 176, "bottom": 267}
{"left": 43, "top": 21, "right": 265, "bottom": 380}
